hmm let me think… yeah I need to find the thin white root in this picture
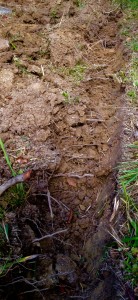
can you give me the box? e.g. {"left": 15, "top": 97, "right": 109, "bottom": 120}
{"left": 32, "top": 229, "right": 68, "bottom": 243}
{"left": 50, "top": 195, "right": 70, "bottom": 211}
{"left": 47, "top": 190, "right": 54, "bottom": 219}
{"left": 53, "top": 173, "right": 94, "bottom": 179}
{"left": 110, "top": 197, "right": 120, "bottom": 222}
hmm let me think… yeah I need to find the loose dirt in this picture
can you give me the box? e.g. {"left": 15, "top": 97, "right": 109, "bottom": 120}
{"left": 0, "top": 0, "right": 127, "bottom": 299}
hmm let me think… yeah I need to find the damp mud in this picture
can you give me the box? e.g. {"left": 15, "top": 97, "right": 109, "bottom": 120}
{"left": 0, "top": 0, "right": 128, "bottom": 299}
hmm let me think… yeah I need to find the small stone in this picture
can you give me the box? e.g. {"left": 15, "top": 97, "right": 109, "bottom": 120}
{"left": 0, "top": 39, "right": 9, "bottom": 52}
{"left": 79, "top": 204, "right": 86, "bottom": 211}
{"left": 0, "top": 69, "right": 14, "bottom": 88}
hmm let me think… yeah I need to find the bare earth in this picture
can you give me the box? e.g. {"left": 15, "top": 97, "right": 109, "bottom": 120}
{"left": 0, "top": 0, "right": 127, "bottom": 299}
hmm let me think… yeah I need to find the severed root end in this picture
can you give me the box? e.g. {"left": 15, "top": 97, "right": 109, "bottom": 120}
{"left": 0, "top": 170, "right": 32, "bottom": 197}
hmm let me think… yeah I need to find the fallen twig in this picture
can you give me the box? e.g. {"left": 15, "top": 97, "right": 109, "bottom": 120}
{"left": 83, "top": 76, "right": 111, "bottom": 82}
{"left": 32, "top": 229, "right": 68, "bottom": 243}
{"left": 86, "top": 118, "right": 105, "bottom": 122}
{"left": 0, "top": 170, "right": 32, "bottom": 196}
{"left": 53, "top": 173, "right": 94, "bottom": 179}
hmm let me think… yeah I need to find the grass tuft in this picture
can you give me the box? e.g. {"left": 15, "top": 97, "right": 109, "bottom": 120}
{"left": 118, "top": 142, "right": 138, "bottom": 287}
{"left": 56, "top": 62, "right": 87, "bottom": 83}
{"left": 113, "top": 0, "right": 138, "bottom": 10}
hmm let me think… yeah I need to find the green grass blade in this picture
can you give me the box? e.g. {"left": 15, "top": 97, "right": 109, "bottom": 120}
{"left": 0, "top": 139, "right": 16, "bottom": 177}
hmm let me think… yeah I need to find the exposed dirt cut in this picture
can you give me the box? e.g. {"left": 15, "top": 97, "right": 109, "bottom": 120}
{"left": 0, "top": 0, "right": 127, "bottom": 299}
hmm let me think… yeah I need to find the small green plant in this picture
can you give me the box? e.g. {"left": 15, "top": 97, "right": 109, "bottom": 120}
{"left": 10, "top": 41, "right": 17, "bottom": 50}
{"left": 119, "top": 144, "right": 138, "bottom": 190}
{"left": 121, "top": 28, "right": 130, "bottom": 36}
{"left": 69, "top": 63, "right": 87, "bottom": 82}
{"left": 9, "top": 34, "right": 22, "bottom": 50}
{"left": 50, "top": 8, "right": 58, "bottom": 19}
{"left": 128, "top": 39, "right": 138, "bottom": 52}
{"left": 62, "top": 91, "right": 71, "bottom": 103}
{"left": 130, "top": 69, "right": 138, "bottom": 88}
{"left": 62, "top": 91, "right": 80, "bottom": 104}
{"left": 0, "top": 139, "right": 25, "bottom": 205}
{"left": 0, "top": 139, "right": 16, "bottom": 177}
{"left": 118, "top": 70, "right": 128, "bottom": 83}
{"left": 38, "top": 48, "right": 50, "bottom": 58}
{"left": 73, "top": 96, "right": 80, "bottom": 103}
{"left": 13, "top": 56, "right": 28, "bottom": 74}
{"left": 127, "top": 89, "right": 137, "bottom": 101}
{"left": 74, "top": 0, "right": 85, "bottom": 8}
{"left": 55, "top": 62, "right": 87, "bottom": 83}
{"left": 0, "top": 255, "right": 37, "bottom": 277}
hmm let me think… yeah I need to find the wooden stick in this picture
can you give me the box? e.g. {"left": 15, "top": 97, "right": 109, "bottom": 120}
{"left": 0, "top": 170, "right": 32, "bottom": 196}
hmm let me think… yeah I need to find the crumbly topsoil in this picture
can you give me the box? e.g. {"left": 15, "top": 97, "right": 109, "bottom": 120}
{"left": 0, "top": 0, "right": 128, "bottom": 299}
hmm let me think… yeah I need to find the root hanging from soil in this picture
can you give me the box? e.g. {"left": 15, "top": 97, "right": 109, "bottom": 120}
{"left": 0, "top": 170, "right": 32, "bottom": 196}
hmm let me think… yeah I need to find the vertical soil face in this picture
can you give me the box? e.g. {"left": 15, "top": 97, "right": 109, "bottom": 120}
{"left": 0, "top": 0, "right": 126, "bottom": 299}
